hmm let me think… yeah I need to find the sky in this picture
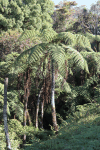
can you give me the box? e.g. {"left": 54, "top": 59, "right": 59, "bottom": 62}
{"left": 52, "top": 0, "right": 99, "bottom": 10}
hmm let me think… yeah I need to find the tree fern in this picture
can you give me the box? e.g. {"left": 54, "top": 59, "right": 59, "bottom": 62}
{"left": 52, "top": 31, "right": 76, "bottom": 46}
{"left": 60, "top": 44, "right": 90, "bottom": 74}
{"left": 17, "top": 29, "right": 41, "bottom": 42}
{"left": 55, "top": 72, "right": 71, "bottom": 93}
{"left": 70, "top": 74, "right": 100, "bottom": 107}
{"left": 80, "top": 51, "right": 100, "bottom": 74}
{"left": 11, "top": 29, "right": 97, "bottom": 134}
{"left": 85, "top": 32, "right": 100, "bottom": 43}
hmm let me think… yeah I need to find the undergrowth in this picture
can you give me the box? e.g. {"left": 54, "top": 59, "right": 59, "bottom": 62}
{"left": 24, "top": 102, "right": 100, "bottom": 150}
{"left": 1, "top": 102, "right": 100, "bottom": 150}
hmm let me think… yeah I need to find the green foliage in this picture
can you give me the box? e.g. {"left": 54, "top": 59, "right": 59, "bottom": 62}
{"left": 17, "top": 28, "right": 58, "bottom": 44}
{"left": 80, "top": 52, "right": 100, "bottom": 74}
{"left": 0, "top": 29, "right": 37, "bottom": 63}
{"left": 0, "top": 80, "right": 23, "bottom": 121}
{"left": 93, "top": 84, "right": 100, "bottom": 103}
{"left": 55, "top": 72, "right": 71, "bottom": 93}
{"left": 0, "top": 0, "right": 24, "bottom": 31}
{"left": 61, "top": 44, "right": 90, "bottom": 74}
{"left": 39, "top": 28, "right": 58, "bottom": 43}
{"left": 51, "top": 1, "right": 77, "bottom": 33}
{"left": 7, "top": 90, "right": 24, "bottom": 122}
{"left": 0, "top": 124, "right": 6, "bottom": 150}
{"left": 17, "top": 29, "right": 41, "bottom": 43}
{"left": 69, "top": 74, "right": 99, "bottom": 108}
{"left": 53, "top": 31, "right": 76, "bottom": 45}
{"left": 0, "top": 52, "right": 20, "bottom": 75}
{"left": 0, "top": 94, "right": 4, "bottom": 119}
{"left": 8, "top": 119, "right": 24, "bottom": 149}
{"left": 0, "top": 2, "right": 100, "bottom": 150}
{"left": 0, "top": 82, "right": 10, "bottom": 119}
{"left": 0, "top": 0, "right": 55, "bottom": 34}
{"left": 24, "top": 101, "right": 100, "bottom": 150}
{"left": 73, "top": 33, "right": 93, "bottom": 52}
{"left": 37, "top": 138, "right": 66, "bottom": 150}
{"left": 8, "top": 119, "right": 24, "bottom": 135}
{"left": 86, "top": 32, "right": 100, "bottom": 43}
{"left": 71, "top": 103, "right": 100, "bottom": 123}
{"left": 47, "top": 43, "right": 68, "bottom": 78}
{"left": 0, "top": 119, "right": 24, "bottom": 150}
{"left": 0, "top": 82, "right": 4, "bottom": 95}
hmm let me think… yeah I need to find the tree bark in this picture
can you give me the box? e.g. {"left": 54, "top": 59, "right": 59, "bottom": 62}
{"left": 23, "top": 94, "right": 28, "bottom": 145}
{"left": 26, "top": 110, "right": 31, "bottom": 125}
{"left": 97, "top": 41, "right": 99, "bottom": 52}
{"left": 51, "top": 60, "right": 58, "bottom": 133}
{"left": 35, "top": 85, "right": 44, "bottom": 128}
{"left": 40, "top": 100, "right": 44, "bottom": 129}
{"left": 3, "top": 78, "right": 12, "bottom": 150}
{"left": 23, "top": 68, "right": 31, "bottom": 145}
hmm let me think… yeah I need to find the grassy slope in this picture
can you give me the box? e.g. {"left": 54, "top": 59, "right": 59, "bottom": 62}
{"left": 24, "top": 102, "right": 100, "bottom": 150}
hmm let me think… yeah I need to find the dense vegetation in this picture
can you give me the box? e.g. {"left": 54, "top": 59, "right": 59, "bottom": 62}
{"left": 0, "top": 0, "right": 100, "bottom": 149}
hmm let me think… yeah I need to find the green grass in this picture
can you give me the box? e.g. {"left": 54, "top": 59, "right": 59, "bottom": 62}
{"left": 24, "top": 102, "right": 100, "bottom": 150}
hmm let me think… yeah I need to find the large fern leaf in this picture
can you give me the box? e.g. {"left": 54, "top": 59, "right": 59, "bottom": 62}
{"left": 47, "top": 43, "right": 67, "bottom": 78}
{"left": 60, "top": 44, "right": 90, "bottom": 74}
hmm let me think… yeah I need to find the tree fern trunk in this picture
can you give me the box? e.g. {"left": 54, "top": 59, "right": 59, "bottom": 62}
{"left": 97, "top": 41, "right": 99, "bottom": 52}
{"left": 3, "top": 78, "right": 12, "bottom": 150}
{"left": 36, "top": 85, "right": 43, "bottom": 128}
{"left": 51, "top": 60, "right": 58, "bottom": 133}
{"left": 40, "top": 100, "right": 44, "bottom": 129}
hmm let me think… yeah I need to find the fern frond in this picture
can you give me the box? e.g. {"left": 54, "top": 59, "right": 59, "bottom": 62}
{"left": 47, "top": 44, "right": 67, "bottom": 78}
{"left": 17, "top": 28, "right": 58, "bottom": 44}
{"left": 81, "top": 51, "right": 100, "bottom": 74}
{"left": 17, "top": 29, "right": 40, "bottom": 42}
{"left": 61, "top": 45, "right": 89, "bottom": 74}
{"left": 85, "top": 32, "right": 97, "bottom": 43}
{"left": 72, "top": 34, "right": 93, "bottom": 52}
{"left": 28, "top": 43, "right": 49, "bottom": 63}
{"left": 95, "top": 35, "right": 100, "bottom": 42}
{"left": 53, "top": 32, "right": 76, "bottom": 45}
{"left": 13, "top": 43, "right": 47, "bottom": 66}
{"left": 39, "top": 28, "right": 58, "bottom": 43}
{"left": 55, "top": 72, "right": 71, "bottom": 93}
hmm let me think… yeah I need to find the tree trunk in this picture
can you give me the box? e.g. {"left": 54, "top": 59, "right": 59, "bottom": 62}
{"left": 40, "top": 100, "right": 44, "bottom": 129}
{"left": 23, "top": 95, "right": 27, "bottom": 145}
{"left": 3, "top": 78, "right": 12, "bottom": 150}
{"left": 36, "top": 86, "right": 44, "bottom": 128}
{"left": 26, "top": 110, "right": 31, "bottom": 125}
{"left": 51, "top": 60, "right": 58, "bottom": 133}
{"left": 14, "top": 114, "right": 15, "bottom": 119}
{"left": 23, "top": 68, "right": 31, "bottom": 145}
{"left": 97, "top": 41, "right": 99, "bottom": 52}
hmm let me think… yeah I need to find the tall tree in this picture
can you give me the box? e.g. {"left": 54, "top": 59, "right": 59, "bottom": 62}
{"left": 70, "top": 1, "right": 100, "bottom": 36}
{"left": 89, "top": 1, "right": 100, "bottom": 52}
{"left": 51, "top": 0, "right": 77, "bottom": 33}
{"left": 12, "top": 30, "right": 93, "bottom": 133}
{"left": 51, "top": 59, "right": 58, "bottom": 132}
{"left": 0, "top": 0, "right": 24, "bottom": 32}
{"left": 69, "top": 6, "right": 92, "bottom": 34}
{"left": 23, "top": 67, "right": 32, "bottom": 144}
